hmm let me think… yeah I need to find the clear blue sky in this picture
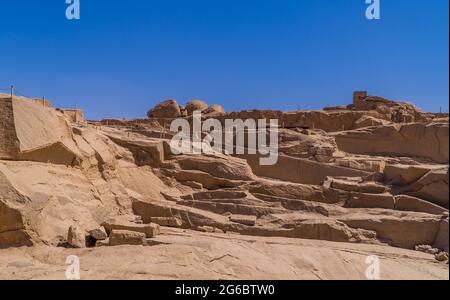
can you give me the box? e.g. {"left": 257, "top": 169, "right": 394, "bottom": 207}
{"left": 0, "top": 0, "right": 448, "bottom": 120}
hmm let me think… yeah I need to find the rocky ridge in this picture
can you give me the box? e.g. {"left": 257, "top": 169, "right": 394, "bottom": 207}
{"left": 0, "top": 92, "right": 448, "bottom": 279}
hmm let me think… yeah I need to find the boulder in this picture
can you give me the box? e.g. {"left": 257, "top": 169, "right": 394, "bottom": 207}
{"left": 415, "top": 244, "right": 439, "bottom": 254}
{"left": 204, "top": 104, "right": 225, "bottom": 114}
{"left": 95, "top": 238, "right": 110, "bottom": 247}
{"left": 88, "top": 227, "right": 108, "bottom": 240}
{"left": 102, "top": 217, "right": 160, "bottom": 238}
{"left": 67, "top": 225, "right": 86, "bottom": 248}
{"left": 435, "top": 252, "right": 449, "bottom": 262}
{"left": 147, "top": 99, "right": 181, "bottom": 118}
{"left": 109, "top": 230, "right": 147, "bottom": 246}
{"left": 186, "top": 100, "right": 208, "bottom": 115}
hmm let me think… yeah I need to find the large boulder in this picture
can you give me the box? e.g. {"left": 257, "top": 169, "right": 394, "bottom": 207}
{"left": 185, "top": 100, "right": 208, "bottom": 115}
{"left": 204, "top": 104, "right": 225, "bottom": 114}
{"left": 67, "top": 225, "right": 86, "bottom": 248}
{"left": 147, "top": 99, "right": 181, "bottom": 118}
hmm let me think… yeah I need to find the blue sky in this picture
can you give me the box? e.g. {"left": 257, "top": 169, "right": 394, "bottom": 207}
{"left": 0, "top": 0, "right": 448, "bottom": 120}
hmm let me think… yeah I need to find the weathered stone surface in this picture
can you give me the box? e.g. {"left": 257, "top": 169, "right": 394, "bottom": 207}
{"left": 354, "top": 115, "right": 389, "bottom": 129}
{"left": 433, "top": 219, "right": 449, "bottom": 252}
{"left": 384, "top": 164, "right": 433, "bottom": 186}
{"left": 177, "top": 154, "right": 255, "bottom": 181}
{"left": 109, "top": 230, "right": 147, "bottom": 246}
{"left": 340, "top": 215, "right": 441, "bottom": 249}
{"left": 242, "top": 154, "right": 371, "bottom": 186}
{"left": 400, "top": 168, "right": 449, "bottom": 208}
{"left": 332, "top": 123, "right": 449, "bottom": 164}
{"left": 0, "top": 95, "right": 80, "bottom": 166}
{"left": 345, "top": 193, "right": 395, "bottom": 209}
{"left": 132, "top": 199, "right": 234, "bottom": 231}
{"left": 395, "top": 195, "right": 448, "bottom": 215}
{"left": 150, "top": 217, "right": 182, "bottom": 228}
{"left": 0, "top": 172, "right": 33, "bottom": 247}
{"left": 330, "top": 178, "right": 387, "bottom": 194}
{"left": 229, "top": 215, "right": 257, "bottom": 226}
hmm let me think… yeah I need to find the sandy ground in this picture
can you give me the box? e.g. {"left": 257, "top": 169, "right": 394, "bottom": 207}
{"left": 0, "top": 228, "right": 447, "bottom": 280}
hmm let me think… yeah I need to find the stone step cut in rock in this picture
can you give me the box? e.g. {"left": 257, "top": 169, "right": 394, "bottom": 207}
{"left": 102, "top": 217, "right": 160, "bottom": 238}
{"left": 229, "top": 214, "right": 257, "bottom": 226}
{"left": 109, "top": 230, "right": 147, "bottom": 246}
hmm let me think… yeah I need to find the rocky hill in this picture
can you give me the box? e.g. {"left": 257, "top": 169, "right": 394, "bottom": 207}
{"left": 0, "top": 92, "right": 448, "bottom": 279}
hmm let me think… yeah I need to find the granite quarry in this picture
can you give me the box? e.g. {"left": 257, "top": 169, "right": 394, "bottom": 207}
{"left": 0, "top": 91, "right": 448, "bottom": 279}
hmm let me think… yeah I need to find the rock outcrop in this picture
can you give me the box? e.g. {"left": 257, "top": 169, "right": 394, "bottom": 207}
{"left": 186, "top": 100, "right": 209, "bottom": 115}
{"left": 332, "top": 122, "right": 449, "bottom": 164}
{"left": 147, "top": 99, "right": 182, "bottom": 118}
{"left": 0, "top": 91, "right": 448, "bottom": 279}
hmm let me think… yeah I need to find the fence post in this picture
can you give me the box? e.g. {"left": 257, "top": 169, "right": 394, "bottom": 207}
{"left": 10, "top": 85, "right": 14, "bottom": 98}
